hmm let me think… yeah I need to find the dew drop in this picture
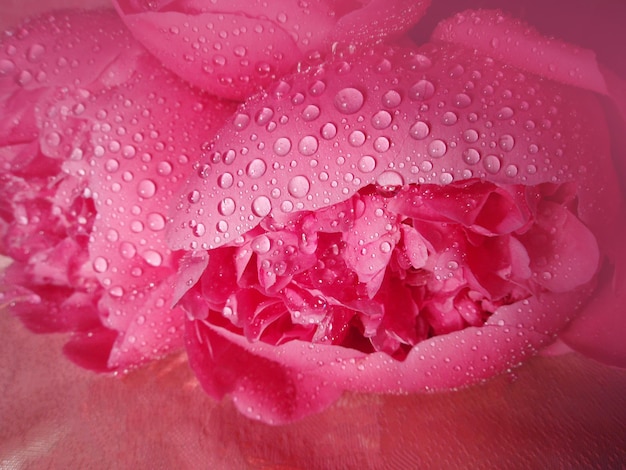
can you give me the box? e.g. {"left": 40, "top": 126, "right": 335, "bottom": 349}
{"left": 218, "top": 172, "right": 234, "bottom": 189}
{"left": 408, "top": 80, "right": 435, "bottom": 101}
{"left": 255, "top": 107, "right": 274, "bottom": 125}
{"left": 105, "top": 159, "right": 120, "bottom": 173}
{"left": 348, "top": 130, "right": 366, "bottom": 147}
{"left": 302, "top": 104, "right": 320, "bottom": 121}
{"left": 483, "top": 154, "right": 501, "bottom": 174}
{"left": 252, "top": 196, "right": 272, "bottom": 216}
{"left": 373, "top": 137, "right": 390, "bottom": 153}
{"left": 273, "top": 137, "right": 292, "bottom": 156}
{"left": 157, "top": 161, "right": 173, "bottom": 176}
{"left": 109, "top": 286, "right": 124, "bottom": 298}
{"left": 246, "top": 159, "right": 267, "bottom": 178}
{"left": 371, "top": 110, "right": 392, "bottom": 129}
{"left": 440, "top": 172, "right": 454, "bottom": 184}
{"left": 288, "top": 176, "right": 311, "bottom": 198}
{"left": 27, "top": 44, "right": 45, "bottom": 63}
{"left": 147, "top": 212, "right": 166, "bottom": 231}
{"left": 334, "top": 87, "right": 364, "bottom": 114}
{"left": 497, "top": 106, "right": 514, "bottom": 120}
{"left": 358, "top": 155, "right": 377, "bottom": 173}
{"left": 427, "top": 139, "right": 447, "bottom": 158}
{"left": 409, "top": 121, "right": 430, "bottom": 140}
{"left": 219, "top": 197, "right": 236, "bottom": 216}
{"left": 499, "top": 134, "right": 515, "bottom": 151}
{"left": 505, "top": 164, "right": 519, "bottom": 177}
{"left": 321, "top": 122, "right": 337, "bottom": 140}
{"left": 298, "top": 135, "right": 319, "bottom": 156}
{"left": 376, "top": 170, "right": 404, "bottom": 188}
{"left": 188, "top": 190, "right": 201, "bottom": 204}
{"left": 233, "top": 113, "right": 251, "bottom": 130}
{"left": 120, "top": 242, "right": 137, "bottom": 259}
{"left": 454, "top": 93, "right": 472, "bottom": 108}
{"left": 382, "top": 90, "right": 402, "bottom": 108}
{"left": 380, "top": 241, "right": 392, "bottom": 253}
{"left": 137, "top": 179, "right": 157, "bottom": 198}
{"left": 441, "top": 111, "right": 458, "bottom": 126}
{"left": 309, "top": 80, "right": 326, "bottom": 96}
{"left": 93, "top": 257, "right": 108, "bottom": 273}
{"left": 193, "top": 223, "right": 206, "bottom": 237}
{"left": 252, "top": 235, "right": 271, "bottom": 254}
{"left": 463, "top": 129, "right": 479, "bottom": 143}
{"left": 143, "top": 250, "right": 163, "bottom": 267}
{"left": 462, "top": 148, "right": 481, "bottom": 165}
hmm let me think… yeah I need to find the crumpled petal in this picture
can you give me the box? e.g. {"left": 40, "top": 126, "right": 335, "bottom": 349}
{"left": 110, "top": 0, "right": 430, "bottom": 100}
{"left": 0, "top": 10, "right": 236, "bottom": 370}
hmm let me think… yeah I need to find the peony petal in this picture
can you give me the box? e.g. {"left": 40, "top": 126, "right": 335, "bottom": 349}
{"left": 431, "top": 9, "right": 608, "bottom": 95}
{"left": 185, "top": 288, "right": 589, "bottom": 423}
{"left": 111, "top": 0, "right": 429, "bottom": 101}
{"left": 169, "top": 41, "right": 613, "bottom": 252}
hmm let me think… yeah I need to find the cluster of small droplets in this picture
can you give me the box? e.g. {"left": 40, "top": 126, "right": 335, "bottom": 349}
{"left": 172, "top": 41, "right": 585, "bottom": 253}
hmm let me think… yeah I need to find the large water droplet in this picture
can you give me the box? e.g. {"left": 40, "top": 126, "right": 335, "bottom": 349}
{"left": 137, "top": 179, "right": 157, "bottom": 198}
{"left": 298, "top": 135, "right": 319, "bottom": 156}
{"left": 441, "top": 112, "right": 458, "bottom": 126}
{"left": 233, "top": 113, "right": 251, "bottom": 130}
{"left": 408, "top": 80, "right": 435, "bottom": 101}
{"left": 93, "top": 257, "right": 108, "bottom": 273}
{"left": 147, "top": 212, "right": 166, "bottom": 231}
{"left": 358, "top": 155, "right": 377, "bottom": 173}
{"left": 246, "top": 158, "right": 267, "bottom": 178}
{"left": 252, "top": 196, "right": 272, "bottom": 217}
{"left": 427, "top": 139, "right": 447, "bottom": 158}
{"left": 288, "top": 176, "right": 311, "bottom": 198}
{"left": 499, "top": 134, "right": 515, "bottom": 151}
{"left": 483, "top": 154, "right": 501, "bottom": 174}
{"left": 143, "top": 250, "right": 163, "bottom": 267}
{"left": 255, "top": 107, "right": 274, "bottom": 125}
{"left": 497, "top": 107, "right": 514, "bottom": 120}
{"left": 321, "top": 122, "right": 337, "bottom": 140}
{"left": 371, "top": 110, "right": 392, "bottom": 130}
{"left": 252, "top": 235, "right": 271, "bottom": 254}
{"left": 218, "top": 172, "right": 234, "bottom": 189}
{"left": 454, "top": 93, "right": 472, "bottom": 108}
{"left": 373, "top": 137, "right": 390, "bottom": 153}
{"left": 462, "top": 148, "right": 481, "bottom": 165}
{"left": 219, "top": 197, "right": 236, "bottom": 216}
{"left": 382, "top": 90, "right": 402, "bottom": 108}
{"left": 334, "top": 87, "right": 365, "bottom": 114}
{"left": 302, "top": 104, "right": 320, "bottom": 121}
{"left": 120, "top": 242, "right": 137, "bottom": 259}
{"left": 409, "top": 121, "right": 430, "bottom": 140}
{"left": 349, "top": 130, "right": 366, "bottom": 147}
{"left": 274, "top": 137, "right": 292, "bottom": 156}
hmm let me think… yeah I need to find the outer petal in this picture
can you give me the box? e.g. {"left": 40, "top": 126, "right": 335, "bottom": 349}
{"left": 169, "top": 41, "right": 617, "bottom": 252}
{"left": 0, "top": 10, "right": 236, "bottom": 370}
{"left": 111, "top": 0, "right": 430, "bottom": 100}
{"left": 186, "top": 289, "right": 589, "bottom": 423}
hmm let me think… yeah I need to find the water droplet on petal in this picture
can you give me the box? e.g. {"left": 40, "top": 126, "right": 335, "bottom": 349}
{"left": 246, "top": 158, "right": 267, "bottom": 178}
{"left": 137, "top": 179, "right": 156, "bottom": 198}
{"left": 409, "top": 121, "right": 430, "bottom": 140}
{"left": 233, "top": 113, "right": 251, "bottom": 130}
{"left": 349, "top": 130, "right": 366, "bottom": 147}
{"left": 462, "top": 148, "right": 481, "bottom": 165}
{"left": 143, "top": 250, "right": 163, "bottom": 267}
{"left": 371, "top": 110, "right": 392, "bottom": 129}
{"left": 321, "top": 122, "right": 337, "bottom": 140}
{"left": 334, "top": 87, "right": 364, "bottom": 114}
{"left": 382, "top": 90, "right": 402, "bottom": 108}
{"left": 255, "top": 107, "right": 274, "bottom": 125}
{"left": 93, "top": 257, "right": 108, "bottom": 273}
{"left": 497, "top": 106, "right": 514, "bottom": 120}
{"left": 454, "top": 93, "right": 472, "bottom": 108}
{"left": 147, "top": 212, "right": 166, "bottom": 231}
{"left": 408, "top": 80, "right": 435, "bottom": 100}
{"left": 358, "top": 155, "right": 377, "bottom": 173}
{"left": 288, "top": 176, "right": 311, "bottom": 198}
{"left": 499, "top": 134, "right": 515, "bottom": 151}
{"left": 441, "top": 111, "right": 458, "bottom": 126}
{"left": 218, "top": 172, "right": 234, "bottom": 189}
{"left": 252, "top": 235, "right": 271, "bottom": 254}
{"left": 252, "top": 196, "right": 272, "bottom": 217}
{"left": 273, "top": 137, "right": 292, "bottom": 156}
{"left": 302, "top": 104, "right": 320, "bottom": 121}
{"left": 427, "top": 139, "right": 447, "bottom": 158}
{"left": 373, "top": 137, "right": 390, "bottom": 153}
{"left": 298, "top": 136, "right": 319, "bottom": 156}
{"left": 483, "top": 154, "right": 501, "bottom": 174}
{"left": 219, "top": 197, "right": 236, "bottom": 216}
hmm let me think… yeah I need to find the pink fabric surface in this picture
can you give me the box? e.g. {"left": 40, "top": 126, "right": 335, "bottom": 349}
{"left": 1, "top": 0, "right": 626, "bottom": 467}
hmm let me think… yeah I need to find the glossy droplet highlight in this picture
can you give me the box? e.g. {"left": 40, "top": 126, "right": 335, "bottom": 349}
{"left": 301, "top": 105, "right": 320, "bottom": 121}
{"left": 371, "top": 110, "right": 392, "bottom": 130}
{"left": 298, "top": 136, "right": 319, "bottom": 156}
{"left": 409, "top": 121, "right": 430, "bottom": 140}
{"left": 274, "top": 137, "right": 292, "bottom": 156}
{"left": 219, "top": 197, "right": 236, "bottom": 216}
{"left": 483, "top": 154, "right": 501, "bottom": 174}
{"left": 246, "top": 159, "right": 267, "bottom": 178}
{"left": 382, "top": 90, "right": 402, "bottom": 108}
{"left": 321, "top": 123, "right": 337, "bottom": 140}
{"left": 137, "top": 179, "right": 156, "bottom": 198}
{"left": 408, "top": 80, "right": 435, "bottom": 101}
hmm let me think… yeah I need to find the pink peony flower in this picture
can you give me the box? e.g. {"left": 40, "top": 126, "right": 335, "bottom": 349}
{"left": 1, "top": 0, "right": 625, "bottom": 430}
